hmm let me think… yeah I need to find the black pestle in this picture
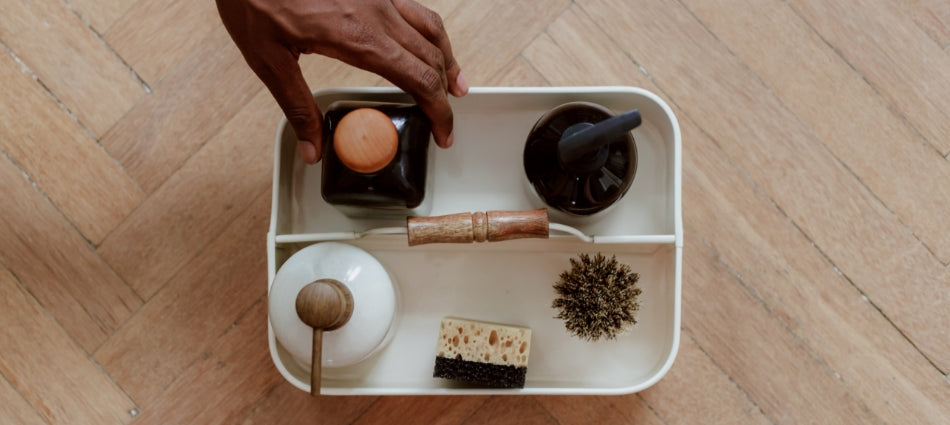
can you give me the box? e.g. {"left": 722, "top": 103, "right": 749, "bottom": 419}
{"left": 556, "top": 109, "right": 641, "bottom": 173}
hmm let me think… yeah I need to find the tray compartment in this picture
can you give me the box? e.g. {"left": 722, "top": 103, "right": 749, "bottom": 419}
{"left": 274, "top": 87, "right": 679, "bottom": 240}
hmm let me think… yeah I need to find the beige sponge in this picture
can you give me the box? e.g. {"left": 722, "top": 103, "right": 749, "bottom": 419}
{"left": 433, "top": 317, "right": 531, "bottom": 388}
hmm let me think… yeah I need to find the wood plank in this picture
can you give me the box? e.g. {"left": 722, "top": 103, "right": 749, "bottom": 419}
{"left": 0, "top": 374, "right": 47, "bottom": 425}
{"left": 442, "top": 0, "right": 570, "bottom": 82}
{"left": 683, "top": 0, "right": 950, "bottom": 278}
{"left": 95, "top": 190, "right": 271, "bottom": 406}
{"left": 463, "top": 397, "right": 557, "bottom": 425}
{"left": 0, "top": 0, "right": 144, "bottom": 137}
{"left": 681, "top": 113, "right": 950, "bottom": 423}
{"left": 524, "top": 8, "right": 648, "bottom": 87}
{"left": 488, "top": 56, "right": 549, "bottom": 86}
{"left": 238, "top": 383, "right": 377, "bottom": 425}
{"left": 104, "top": 0, "right": 220, "bottom": 85}
{"left": 535, "top": 395, "right": 664, "bottom": 425}
{"left": 681, "top": 230, "right": 883, "bottom": 424}
{"left": 97, "top": 90, "right": 278, "bottom": 299}
{"left": 894, "top": 0, "right": 950, "bottom": 51}
{"left": 579, "top": 0, "right": 950, "bottom": 372}
{"left": 639, "top": 335, "right": 772, "bottom": 425}
{"left": 100, "top": 25, "right": 262, "bottom": 193}
{"left": 98, "top": 55, "right": 380, "bottom": 299}
{"left": 64, "top": 0, "right": 137, "bottom": 34}
{"left": 0, "top": 265, "right": 135, "bottom": 425}
{"left": 0, "top": 153, "right": 142, "bottom": 353}
{"left": 128, "top": 299, "right": 285, "bottom": 425}
{"left": 0, "top": 43, "right": 143, "bottom": 245}
{"left": 523, "top": 34, "right": 589, "bottom": 85}
{"left": 351, "top": 396, "right": 488, "bottom": 425}
{"left": 786, "top": 0, "right": 950, "bottom": 155}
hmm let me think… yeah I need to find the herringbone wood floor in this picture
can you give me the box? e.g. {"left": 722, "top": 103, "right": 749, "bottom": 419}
{"left": 2, "top": 0, "right": 950, "bottom": 424}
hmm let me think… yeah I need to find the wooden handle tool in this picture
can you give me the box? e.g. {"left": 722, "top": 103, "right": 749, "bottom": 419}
{"left": 295, "top": 279, "right": 354, "bottom": 396}
{"left": 407, "top": 208, "right": 549, "bottom": 246}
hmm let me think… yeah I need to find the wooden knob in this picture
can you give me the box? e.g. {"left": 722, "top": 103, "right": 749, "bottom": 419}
{"left": 295, "top": 279, "right": 354, "bottom": 396}
{"left": 333, "top": 108, "right": 398, "bottom": 173}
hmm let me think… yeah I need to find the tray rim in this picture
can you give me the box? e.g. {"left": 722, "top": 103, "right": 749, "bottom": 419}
{"left": 266, "top": 86, "right": 683, "bottom": 395}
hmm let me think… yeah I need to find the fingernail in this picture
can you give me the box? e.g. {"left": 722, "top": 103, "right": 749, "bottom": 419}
{"left": 454, "top": 72, "right": 469, "bottom": 97}
{"left": 298, "top": 141, "right": 318, "bottom": 164}
{"left": 445, "top": 132, "right": 454, "bottom": 148}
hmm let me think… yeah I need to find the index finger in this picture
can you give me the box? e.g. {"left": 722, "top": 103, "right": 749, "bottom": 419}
{"left": 243, "top": 42, "right": 325, "bottom": 163}
{"left": 392, "top": 0, "right": 467, "bottom": 97}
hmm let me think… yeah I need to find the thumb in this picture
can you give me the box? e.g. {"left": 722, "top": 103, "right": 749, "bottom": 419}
{"left": 246, "top": 44, "right": 323, "bottom": 164}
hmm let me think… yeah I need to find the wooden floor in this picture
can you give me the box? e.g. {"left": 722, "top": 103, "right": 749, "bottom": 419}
{"left": 2, "top": 0, "right": 950, "bottom": 423}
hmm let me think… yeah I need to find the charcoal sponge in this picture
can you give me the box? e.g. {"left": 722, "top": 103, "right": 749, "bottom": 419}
{"left": 433, "top": 317, "right": 531, "bottom": 388}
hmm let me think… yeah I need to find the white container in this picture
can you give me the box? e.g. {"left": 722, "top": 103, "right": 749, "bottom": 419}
{"left": 268, "top": 242, "right": 398, "bottom": 369}
{"left": 267, "top": 87, "right": 682, "bottom": 395}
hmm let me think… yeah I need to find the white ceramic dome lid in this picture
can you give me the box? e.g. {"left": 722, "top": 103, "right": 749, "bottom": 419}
{"left": 268, "top": 242, "right": 398, "bottom": 369}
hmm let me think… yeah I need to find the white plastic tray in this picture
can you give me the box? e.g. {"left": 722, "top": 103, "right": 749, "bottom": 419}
{"left": 267, "top": 87, "right": 682, "bottom": 395}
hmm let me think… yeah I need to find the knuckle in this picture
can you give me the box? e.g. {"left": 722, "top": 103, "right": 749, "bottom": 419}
{"left": 240, "top": 47, "right": 271, "bottom": 73}
{"left": 442, "top": 108, "right": 454, "bottom": 127}
{"left": 422, "top": 46, "right": 446, "bottom": 73}
{"left": 284, "top": 106, "right": 319, "bottom": 132}
{"left": 443, "top": 54, "right": 457, "bottom": 73}
{"left": 244, "top": 47, "right": 293, "bottom": 80}
{"left": 423, "top": 10, "right": 446, "bottom": 36}
{"left": 433, "top": 49, "right": 446, "bottom": 71}
{"left": 416, "top": 67, "right": 444, "bottom": 96}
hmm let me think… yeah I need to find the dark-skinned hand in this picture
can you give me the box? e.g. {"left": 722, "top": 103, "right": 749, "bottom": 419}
{"left": 216, "top": 0, "right": 469, "bottom": 163}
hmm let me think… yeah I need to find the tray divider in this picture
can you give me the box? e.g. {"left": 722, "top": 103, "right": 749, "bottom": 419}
{"left": 592, "top": 235, "right": 676, "bottom": 244}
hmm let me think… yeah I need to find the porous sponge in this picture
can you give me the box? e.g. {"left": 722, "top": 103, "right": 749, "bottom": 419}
{"left": 433, "top": 317, "right": 531, "bottom": 388}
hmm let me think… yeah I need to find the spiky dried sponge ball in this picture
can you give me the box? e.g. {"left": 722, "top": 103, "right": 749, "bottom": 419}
{"left": 552, "top": 253, "right": 641, "bottom": 341}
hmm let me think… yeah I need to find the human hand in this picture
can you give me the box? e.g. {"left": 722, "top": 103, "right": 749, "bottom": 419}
{"left": 216, "top": 0, "right": 469, "bottom": 164}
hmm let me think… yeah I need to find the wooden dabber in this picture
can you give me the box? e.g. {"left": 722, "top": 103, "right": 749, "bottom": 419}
{"left": 407, "top": 208, "right": 550, "bottom": 246}
{"left": 295, "top": 279, "right": 354, "bottom": 396}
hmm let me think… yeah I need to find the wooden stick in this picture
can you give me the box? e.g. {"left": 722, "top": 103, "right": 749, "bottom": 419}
{"left": 407, "top": 209, "right": 549, "bottom": 246}
{"left": 295, "top": 279, "right": 354, "bottom": 397}
{"left": 310, "top": 329, "right": 322, "bottom": 396}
